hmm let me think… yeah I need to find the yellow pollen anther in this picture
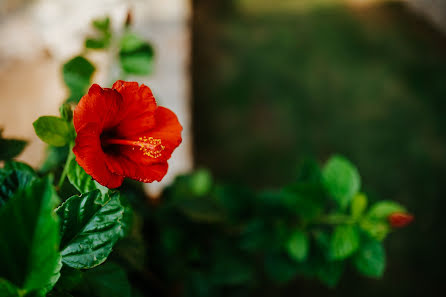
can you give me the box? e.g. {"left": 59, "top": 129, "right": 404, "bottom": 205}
{"left": 136, "top": 136, "right": 165, "bottom": 158}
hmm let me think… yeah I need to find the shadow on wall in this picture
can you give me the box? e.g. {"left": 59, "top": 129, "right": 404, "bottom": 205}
{"left": 193, "top": 1, "right": 446, "bottom": 296}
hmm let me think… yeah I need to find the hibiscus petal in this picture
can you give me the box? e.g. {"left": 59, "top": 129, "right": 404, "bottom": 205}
{"left": 103, "top": 107, "right": 181, "bottom": 182}
{"left": 74, "top": 84, "right": 124, "bottom": 132}
{"left": 112, "top": 80, "right": 157, "bottom": 137}
{"left": 73, "top": 123, "right": 124, "bottom": 188}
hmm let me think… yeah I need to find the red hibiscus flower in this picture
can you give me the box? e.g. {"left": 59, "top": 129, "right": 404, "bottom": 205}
{"left": 388, "top": 212, "right": 414, "bottom": 228}
{"left": 73, "top": 80, "right": 182, "bottom": 188}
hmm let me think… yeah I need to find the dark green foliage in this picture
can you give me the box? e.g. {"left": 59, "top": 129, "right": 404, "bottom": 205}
{"left": 57, "top": 190, "right": 124, "bottom": 269}
{"left": 119, "top": 32, "right": 155, "bottom": 75}
{"left": 0, "top": 129, "right": 27, "bottom": 161}
{"left": 144, "top": 156, "right": 407, "bottom": 296}
{"left": 0, "top": 177, "right": 61, "bottom": 296}
{"left": 0, "top": 161, "right": 37, "bottom": 207}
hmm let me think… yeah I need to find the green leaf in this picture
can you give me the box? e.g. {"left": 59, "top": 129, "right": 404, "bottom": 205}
{"left": 33, "top": 116, "right": 73, "bottom": 147}
{"left": 0, "top": 279, "right": 19, "bottom": 297}
{"left": 286, "top": 230, "right": 309, "bottom": 262}
{"left": 67, "top": 157, "right": 108, "bottom": 195}
{"left": 359, "top": 219, "right": 390, "bottom": 241}
{"left": 281, "top": 183, "right": 326, "bottom": 221}
{"left": 210, "top": 255, "right": 254, "bottom": 285}
{"left": 366, "top": 200, "right": 406, "bottom": 220}
{"left": 81, "top": 262, "right": 131, "bottom": 297}
{"left": 40, "top": 146, "right": 69, "bottom": 174}
{"left": 57, "top": 190, "right": 124, "bottom": 269}
{"left": 330, "top": 225, "right": 360, "bottom": 260}
{"left": 317, "top": 260, "right": 344, "bottom": 288}
{"left": 351, "top": 193, "right": 367, "bottom": 220}
{"left": 0, "top": 130, "right": 27, "bottom": 161}
{"left": 119, "top": 33, "right": 154, "bottom": 75}
{"left": 0, "top": 161, "right": 37, "bottom": 207}
{"left": 322, "top": 155, "right": 361, "bottom": 209}
{"left": 0, "top": 177, "right": 61, "bottom": 295}
{"left": 354, "top": 239, "right": 386, "bottom": 278}
{"left": 92, "top": 17, "right": 110, "bottom": 32}
{"left": 175, "top": 197, "right": 226, "bottom": 223}
{"left": 264, "top": 253, "right": 298, "bottom": 284}
{"left": 189, "top": 169, "right": 213, "bottom": 196}
{"left": 62, "top": 56, "right": 95, "bottom": 102}
{"left": 85, "top": 38, "right": 109, "bottom": 49}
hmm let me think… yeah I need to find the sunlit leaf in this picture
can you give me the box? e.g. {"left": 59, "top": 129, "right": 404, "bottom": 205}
{"left": 33, "top": 116, "right": 73, "bottom": 147}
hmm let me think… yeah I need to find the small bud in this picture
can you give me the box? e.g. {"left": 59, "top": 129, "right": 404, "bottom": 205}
{"left": 59, "top": 103, "right": 73, "bottom": 122}
{"left": 125, "top": 10, "right": 133, "bottom": 27}
{"left": 388, "top": 212, "right": 414, "bottom": 228}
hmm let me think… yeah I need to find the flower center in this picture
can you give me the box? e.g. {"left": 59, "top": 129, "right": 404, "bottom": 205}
{"left": 102, "top": 136, "right": 165, "bottom": 159}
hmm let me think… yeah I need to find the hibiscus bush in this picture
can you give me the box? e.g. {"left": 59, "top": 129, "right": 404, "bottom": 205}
{"left": 0, "top": 17, "right": 413, "bottom": 297}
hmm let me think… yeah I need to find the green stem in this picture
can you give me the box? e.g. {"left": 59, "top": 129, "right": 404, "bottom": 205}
{"left": 314, "top": 214, "right": 355, "bottom": 225}
{"left": 58, "top": 143, "right": 74, "bottom": 189}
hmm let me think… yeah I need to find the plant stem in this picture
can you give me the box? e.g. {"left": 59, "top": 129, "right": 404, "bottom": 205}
{"left": 314, "top": 214, "right": 355, "bottom": 225}
{"left": 58, "top": 143, "right": 74, "bottom": 189}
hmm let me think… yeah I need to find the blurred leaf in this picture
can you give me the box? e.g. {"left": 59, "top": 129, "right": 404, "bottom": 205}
{"left": 0, "top": 130, "right": 27, "bottom": 161}
{"left": 317, "top": 260, "right": 344, "bottom": 288}
{"left": 175, "top": 197, "right": 226, "bottom": 223}
{"left": 55, "top": 266, "right": 82, "bottom": 291}
{"left": 210, "top": 254, "right": 254, "bottom": 285}
{"left": 366, "top": 200, "right": 406, "bottom": 220}
{"left": 67, "top": 157, "right": 108, "bottom": 195}
{"left": 0, "top": 177, "right": 61, "bottom": 295}
{"left": 0, "top": 279, "right": 19, "bottom": 297}
{"left": 264, "top": 253, "right": 298, "bottom": 283}
{"left": 354, "top": 239, "right": 386, "bottom": 278}
{"left": 85, "top": 18, "right": 111, "bottom": 50}
{"left": 33, "top": 116, "right": 73, "bottom": 147}
{"left": 296, "top": 157, "right": 322, "bottom": 183}
{"left": 322, "top": 155, "right": 361, "bottom": 209}
{"left": 40, "top": 146, "right": 69, "bottom": 174}
{"left": 282, "top": 183, "right": 325, "bottom": 221}
{"left": 92, "top": 17, "right": 110, "bottom": 32}
{"left": 330, "top": 225, "right": 360, "bottom": 260}
{"left": 0, "top": 161, "right": 37, "bottom": 208}
{"left": 360, "top": 219, "right": 389, "bottom": 241}
{"left": 119, "top": 33, "right": 154, "bottom": 75}
{"left": 57, "top": 190, "right": 124, "bottom": 269}
{"left": 351, "top": 193, "right": 367, "bottom": 220}
{"left": 286, "top": 230, "right": 309, "bottom": 262}
{"left": 190, "top": 169, "right": 213, "bottom": 196}
{"left": 81, "top": 262, "right": 131, "bottom": 297}
{"left": 85, "top": 38, "right": 109, "bottom": 49}
{"left": 63, "top": 56, "right": 95, "bottom": 102}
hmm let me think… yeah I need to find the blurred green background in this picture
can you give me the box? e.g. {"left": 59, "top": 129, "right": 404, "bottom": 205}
{"left": 192, "top": 0, "right": 446, "bottom": 296}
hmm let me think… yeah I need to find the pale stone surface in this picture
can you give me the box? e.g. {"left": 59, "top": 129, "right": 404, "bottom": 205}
{"left": 0, "top": 0, "right": 192, "bottom": 195}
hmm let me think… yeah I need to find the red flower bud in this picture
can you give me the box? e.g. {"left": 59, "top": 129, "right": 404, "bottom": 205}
{"left": 388, "top": 212, "right": 414, "bottom": 228}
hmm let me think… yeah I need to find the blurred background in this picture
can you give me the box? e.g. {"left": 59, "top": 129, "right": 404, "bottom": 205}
{"left": 1, "top": 0, "right": 446, "bottom": 296}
